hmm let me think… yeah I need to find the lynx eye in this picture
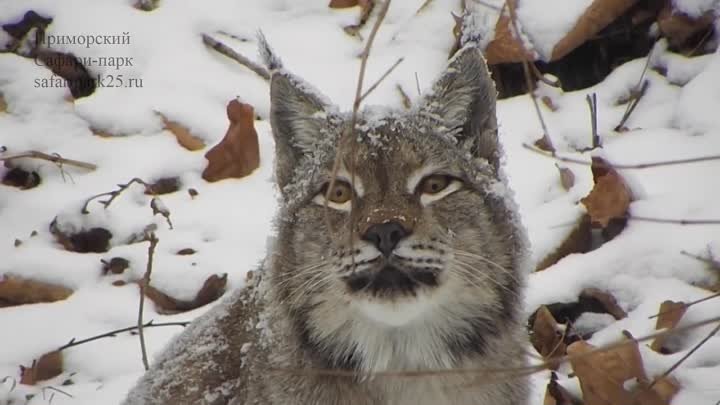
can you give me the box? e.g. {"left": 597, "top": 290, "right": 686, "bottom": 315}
{"left": 418, "top": 174, "right": 451, "bottom": 194}
{"left": 313, "top": 180, "right": 354, "bottom": 211}
{"left": 326, "top": 181, "right": 353, "bottom": 203}
{"left": 416, "top": 174, "right": 463, "bottom": 206}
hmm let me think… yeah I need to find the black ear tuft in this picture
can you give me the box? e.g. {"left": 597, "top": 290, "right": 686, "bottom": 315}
{"left": 419, "top": 47, "right": 500, "bottom": 172}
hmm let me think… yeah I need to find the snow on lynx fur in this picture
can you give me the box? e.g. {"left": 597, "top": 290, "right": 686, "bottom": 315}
{"left": 122, "top": 45, "right": 531, "bottom": 405}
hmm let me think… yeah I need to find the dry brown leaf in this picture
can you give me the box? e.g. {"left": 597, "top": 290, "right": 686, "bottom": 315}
{"left": 580, "top": 157, "right": 632, "bottom": 227}
{"left": 542, "top": 95, "right": 559, "bottom": 112}
{"left": 536, "top": 214, "right": 592, "bottom": 272}
{"left": 140, "top": 273, "right": 227, "bottom": 314}
{"left": 580, "top": 288, "right": 627, "bottom": 320}
{"left": 530, "top": 306, "right": 566, "bottom": 369}
{"left": 568, "top": 336, "right": 677, "bottom": 405}
{"left": 20, "top": 351, "right": 63, "bottom": 385}
{"left": 484, "top": 0, "right": 537, "bottom": 65}
{"left": 0, "top": 275, "right": 73, "bottom": 306}
{"left": 556, "top": 164, "right": 575, "bottom": 191}
{"left": 544, "top": 374, "right": 580, "bottom": 405}
{"left": 158, "top": 113, "right": 206, "bottom": 151}
{"left": 534, "top": 134, "right": 556, "bottom": 152}
{"left": 657, "top": 3, "right": 714, "bottom": 49}
{"left": 202, "top": 100, "right": 260, "bottom": 182}
{"left": 0, "top": 92, "right": 7, "bottom": 113}
{"left": 328, "top": 0, "right": 367, "bottom": 8}
{"left": 568, "top": 338, "right": 645, "bottom": 405}
{"left": 650, "top": 300, "right": 687, "bottom": 353}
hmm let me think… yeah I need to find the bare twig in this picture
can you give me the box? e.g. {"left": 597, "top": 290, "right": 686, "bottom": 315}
{"left": 56, "top": 320, "right": 189, "bottom": 351}
{"left": 270, "top": 314, "right": 720, "bottom": 380}
{"left": 522, "top": 142, "right": 720, "bottom": 169}
{"left": 358, "top": 57, "right": 404, "bottom": 103}
{"left": 202, "top": 33, "right": 270, "bottom": 81}
{"left": 615, "top": 44, "right": 655, "bottom": 131}
{"left": 137, "top": 232, "right": 159, "bottom": 371}
{"left": 325, "top": 0, "right": 393, "bottom": 271}
{"left": 414, "top": 72, "right": 421, "bottom": 96}
{"left": 529, "top": 62, "right": 560, "bottom": 87}
{"left": 648, "top": 321, "right": 720, "bottom": 389}
{"left": 681, "top": 249, "right": 720, "bottom": 269}
{"left": 81, "top": 177, "right": 149, "bottom": 214}
{"left": 0, "top": 150, "right": 97, "bottom": 171}
{"left": 628, "top": 215, "right": 720, "bottom": 226}
{"left": 505, "top": 0, "right": 554, "bottom": 151}
{"left": 649, "top": 292, "right": 720, "bottom": 319}
{"left": 614, "top": 80, "right": 650, "bottom": 131}
{"left": 396, "top": 84, "right": 412, "bottom": 109}
{"left": 586, "top": 93, "right": 599, "bottom": 148}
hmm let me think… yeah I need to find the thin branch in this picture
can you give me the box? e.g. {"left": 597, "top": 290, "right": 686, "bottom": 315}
{"left": 522, "top": 142, "right": 720, "bottom": 169}
{"left": 56, "top": 320, "right": 189, "bottom": 351}
{"left": 201, "top": 33, "right": 270, "bottom": 81}
{"left": 649, "top": 292, "right": 720, "bottom": 320}
{"left": 628, "top": 215, "right": 720, "bottom": 225}
{"left": 0, "top": 150, "right": 97, "bottom": 171}
{"left": 648, "top": 322, "right": 720, "bottom": 389}
{"left": 137, "top": 232, "right": 159, "bottom": 371}
{"left": 529, "top": 62, "right": 560, "bottom": 87}
{"left": 396, "top": 84, "right": 411, "bottom": 109}
{"left": 505, "top": 0, "right": 554, "bottom": 151}
{"left": 414, "top": 72, "right": 421, "bottom": 96}
{"left": 81, "top": 177, "right": 149, "bottom": 214}
{"left": 614, "top": 80, "right": 650, "bottom": 131}
{"left": 269, "top": 314, "right": 720, "bottom": 379}
{"left": 615, "top": 44, "right": 655, "bottom": 131}
{"left": 586, "top": 93, "right": 599, "bottom": 148}
{"left": 358, "top": 57, "right": 404, "bottom": 103}
{"left": 681, "top": 249, "right": 720, "bottom": 269}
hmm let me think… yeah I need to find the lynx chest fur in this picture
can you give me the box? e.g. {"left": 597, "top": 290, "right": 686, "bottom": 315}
{"left": 122, "top": 46, "right": 530, "bottom": 405}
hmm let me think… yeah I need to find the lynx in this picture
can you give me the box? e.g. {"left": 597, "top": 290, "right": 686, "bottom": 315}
{"left": 122, "top": 45, "right": 530, "bottom": 405}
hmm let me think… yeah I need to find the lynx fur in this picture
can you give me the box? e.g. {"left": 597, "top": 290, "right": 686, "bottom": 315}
{"left": 122, "top": 45, "right": 530, "bottom": 405}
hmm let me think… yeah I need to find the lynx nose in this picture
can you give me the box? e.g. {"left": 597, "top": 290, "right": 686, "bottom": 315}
{"left": 362, "top": 221, "right": 410, "bottom": 257}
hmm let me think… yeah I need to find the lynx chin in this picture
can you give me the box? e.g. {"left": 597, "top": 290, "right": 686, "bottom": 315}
{"left": 122, "top": 44, "right": 531, "bottom": 405}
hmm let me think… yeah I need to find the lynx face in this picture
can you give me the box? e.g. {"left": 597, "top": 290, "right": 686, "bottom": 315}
{"left": 268, "top": 48, "right": 526, "bottom": 371}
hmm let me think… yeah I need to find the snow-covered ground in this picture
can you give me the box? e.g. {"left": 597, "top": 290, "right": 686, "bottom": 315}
{"left": 1, "top": 1, "right": 719, "bottom": 404}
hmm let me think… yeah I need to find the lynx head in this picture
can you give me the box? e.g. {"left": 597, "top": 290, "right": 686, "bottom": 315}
{"left": 267, "top": 47, "right": 527, "bottom": 371}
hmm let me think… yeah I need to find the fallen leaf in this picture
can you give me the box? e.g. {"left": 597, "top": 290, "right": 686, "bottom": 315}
{"left": 101, "top": 257, "right": 130, "bottom": 275}
{"left": 140, "top": 273, "right": 227, "bottom": 314}
{"left": 0, "top": 275, "right": 73, "bottom": 306}
{"left": 530, "top": 306, "right": 566, "bottom": 369}
{"left": 176, "top": 248, "right": 196, "bottom": 255}
{"left": 188, "top": 188, "right": 199, "bottom": 198}
{"left": 580, "top": 288, "right": 627, "bottom": 320}
{"left": 556, "top": 164, "right": 575, "bottom": 191}
{"left": 534, "top": 134, "right": 555, "bottom": 152}
{"left": 542, "top": 96, "right": 559, "bottom": 112}
{"left": 580, "top": 157, "right": 632, "bottom": 227}
{"left": 544, "top": 373, "right": 580, "bottom": 405}
{"left": 158, "top": 113, "right": 206, "bottom": 151}
{"left": 657, "top": 3, "right": 714, "bottom": 49}
{"left": 144, "top": 177, "right": 181, "bottom": 195}
{"left": 19, "top": 351, "right": 63, "bottom": 385}
{"left": 2, "top": 167, "right": 41, "bottom": 189}
{"left": 568, "top": 338, "right": 644, "bottom": 405}
{"left": 50, "top": 220, "right": 113, "bottom": 253}
{"left": 328, "top": 0, "right": 363, "bottom": 7}
{"left": 0, "top": 92, "right": 7, "bottom": 112}
{"left": 568, "top": 335, "right": 677, "bottom": 405}
{"left": 202, "top": 100, "right": 260, "bottom": 182}
{"left": 536, "top": 214, "right": 592, "bottom": 272}
{"left": 650, "top": 300, "right": 686, "bottom": 353}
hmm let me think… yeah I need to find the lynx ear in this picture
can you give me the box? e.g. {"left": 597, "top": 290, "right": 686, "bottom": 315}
{"left": 420, "top": 47, "right": 501, "bottom": 172}
{"left": 269, "top": 72, "right": 332, "bottom": 191}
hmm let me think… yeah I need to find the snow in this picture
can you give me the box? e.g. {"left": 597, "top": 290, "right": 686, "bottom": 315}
{"left": 1, "top": 1, "right": 720, "bottom": 404}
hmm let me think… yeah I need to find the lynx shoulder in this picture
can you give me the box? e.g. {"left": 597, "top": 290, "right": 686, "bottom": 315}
{"left": 122, "top": 45, "right": 531, "bottom": 405}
